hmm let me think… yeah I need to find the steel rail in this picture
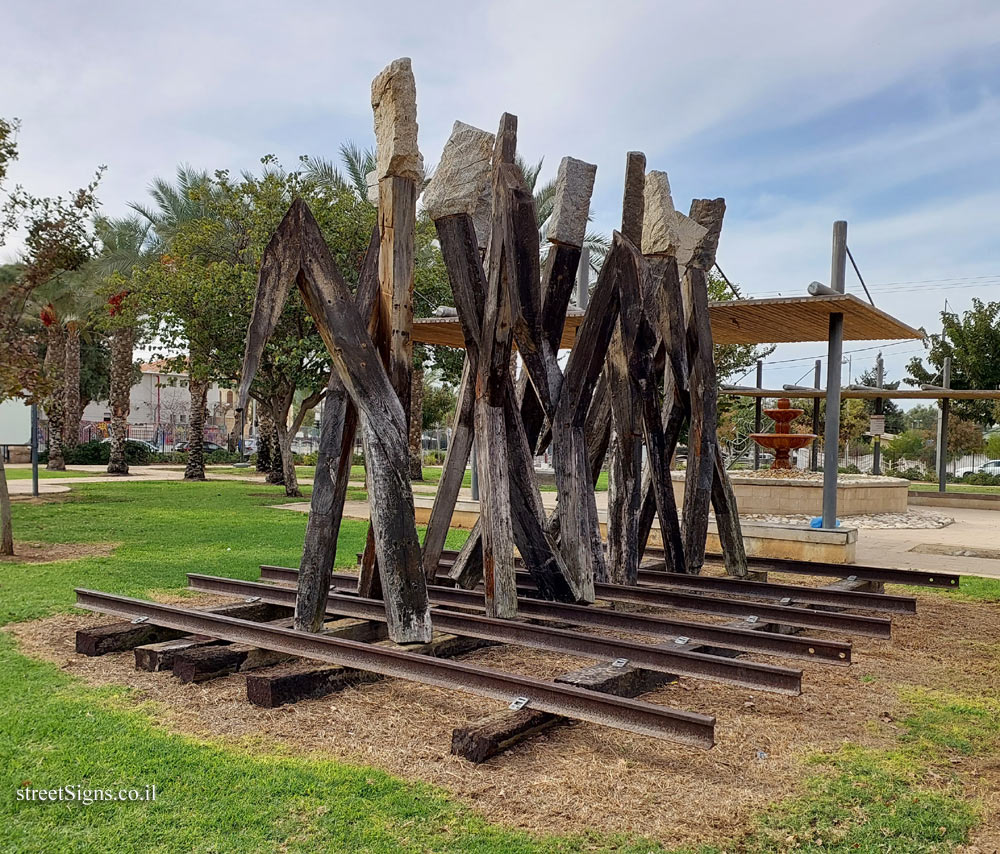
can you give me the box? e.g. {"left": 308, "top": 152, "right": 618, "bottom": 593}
{"left": 652, "top": 550, "right": 960, "bottom": 589}
{"left": 434, "top": 547, "right": 959, "bottom": 591}
{"left": 633, "top": 567, "right": 917, "bottom": 613}
{"left": 188, "top": 574, "right": 803, "bottom": 694}
{"left": 258, "top": 566, "right": 852, "bottom": 665}
{"left": 428, "top": 559, "right": 891, "bottom": 637}
{"left": 75, "top": 588, "right": 715, "bottom": 747}
{"left": 569, "top": 579, "right": 891, "bottom": 638}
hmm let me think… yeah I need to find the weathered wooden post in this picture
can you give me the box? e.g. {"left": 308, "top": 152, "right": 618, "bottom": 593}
{"left": 294, "top": 226, "right": 380, "bottom": 631}
{"left": 688, "top": 197, "right": 748, "bottom": 578}
{"left": 471, "top": 114, "right": 519, "bottom": 617}
{"left": 239, "top": 200, "right": 431, "bottom": 642}
{"left": 606, "top": 153, "right": 646, "bottom": 585}
{"left": 359, "top": 57, "right": 424, "bottom": 597}
{"left": 420, "top": 121, "right": 495, "bottom": 581}
{"left": 635, "top": 171, "right": 689, "bottom": 576}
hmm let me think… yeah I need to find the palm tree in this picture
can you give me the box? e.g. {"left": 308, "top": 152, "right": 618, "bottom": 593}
{"left": 58, "top": 268, "right": 104, "bottom": 451}
{"left": 93, "top": 215, "right": 152, "bottom": 474}
{"left": 29, "top": 277, "right": 77, "bottom": 469}
{"left": 130, "top": 166, "right": 213, "bottom": 252}
{"left": 301, "top": 143, "right": 376, "bottom": 199}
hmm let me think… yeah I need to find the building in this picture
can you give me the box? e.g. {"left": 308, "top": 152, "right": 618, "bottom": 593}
{"left": 81, "top": 361, "right": 237, "bottom": 450}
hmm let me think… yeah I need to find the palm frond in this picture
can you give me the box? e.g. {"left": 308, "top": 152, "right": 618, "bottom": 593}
{"left": 515, "top": 154, "right": 544, "bottom": 192}
{"left": 339, "top": 141, "right": 376, "bottom": 197}
{"left": 300, "top": 156, "right": 349, "bottom": 191}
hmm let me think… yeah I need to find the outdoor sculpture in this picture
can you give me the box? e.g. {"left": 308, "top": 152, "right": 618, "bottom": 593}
{"left": 68, "top": 57, "right": 953, "bottom": 759}
{"left": 236, "top": 57, "right": 750, "bottom": 641}
{"left": 750, "top": 397, "right": 817, "bottom": 470}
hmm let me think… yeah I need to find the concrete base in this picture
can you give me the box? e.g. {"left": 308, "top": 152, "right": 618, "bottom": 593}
{"left": 908, "top": 490, "right": 1000, "bottom": 511}
{"left": 671, "top": 471, "right": 908, "bottom": 517}
{"left": 409, "top": 496, "right": 858, "bottom": 565}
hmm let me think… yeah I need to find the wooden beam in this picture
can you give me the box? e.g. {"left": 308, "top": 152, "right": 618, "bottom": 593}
{"left": 606, "top": 152, "right": 646, "bottom": 585}
{"left": 243, "top": 199, "right": 431, "bottom": 643}
{"left": 296, "top": 225, "right": 380, "bottom": 630}
{"left": 680, "top": 264, "right": 717, "bottom": 574}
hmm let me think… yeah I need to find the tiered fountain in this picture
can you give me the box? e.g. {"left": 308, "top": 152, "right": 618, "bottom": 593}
{"left": 749, "top": 398, "right": 816, "bottom": 470}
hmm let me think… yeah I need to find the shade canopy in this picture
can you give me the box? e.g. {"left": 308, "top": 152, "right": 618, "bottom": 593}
{"left": 412, "top": 292, "right": 924, "bottom": 349}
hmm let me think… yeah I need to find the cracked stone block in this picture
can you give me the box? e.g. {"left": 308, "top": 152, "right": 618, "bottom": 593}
{"left": 371, "top": 57, "right": 424, "bottom": 182}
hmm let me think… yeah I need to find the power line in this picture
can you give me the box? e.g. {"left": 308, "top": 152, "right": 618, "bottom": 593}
{"left": 762, "top": 339, "right": 920, "bottom": 367}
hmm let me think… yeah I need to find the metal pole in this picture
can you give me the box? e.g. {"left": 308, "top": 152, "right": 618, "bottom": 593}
{"left": 821, "top": 221, "right": 847, "bottom": 528}
{"left": 810, "top": 360, "right": 821, "bottom": 471}
{"left": 753, "top": 360, "right": 762, "bottom": 470}
{"left": 936, "top": 356, "right": 951, "bottom": 493}
{"left": 470, "top": 443, "right": 479, "bottom": 500}
{"left": 872, "top": 353, "right": 884, "bottom": 475}
{"left": 576, "top": 247, "right": 590, "bottom": 311}
{"left": 30, "top": 403, "right": 39, "bottom": 498}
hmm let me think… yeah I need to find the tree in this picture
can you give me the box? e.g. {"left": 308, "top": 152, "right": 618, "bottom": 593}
{"left": 885, "top": 429, "right": 926, "bottom": 466}
{"left": 707, "top": 272, "right": 776, "bottom": 383}
{"left": 840, "top": 398, "right": 870, "bottom": 445}
{"left": 422, "top": 375, "right": 458, "bottom": 430}
{"left": 947, "top": 417, "right": 985, "bottom": 459}
{"left": 93, "top": 215, "right": 152, "bottom": 474}
{"left": 58, "top": 269, "right": 105, "bottom": 450}
{"left": 985, "top": 432, "right": 1000, "bottom": 459}
{"left": 135, "top": 158, "right": 375, "bottom": 494}
{"left": 904, "top": 403, "right": 939, "bottom": 432}
{"left": 906, "top": 299, "right": 1000, "bottom": 425}
{"left": 856, "top": 365, "right": 905, "bottom": 434}
{"left": 0, "top": 115, "right": 102, "bottom": 552}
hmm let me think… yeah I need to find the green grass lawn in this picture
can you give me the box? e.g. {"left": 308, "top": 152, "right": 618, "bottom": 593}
{"left": 4, "top": 467, "right": 94, "bottom": 480}
{"left": 2, "top": 479, "right": 997, "bottom": 852}
{"left": 909, "top": 481, "right": 1000, "bottom": 494}
{"left": 417, "top": 467, "right": 610, "bottom": 493}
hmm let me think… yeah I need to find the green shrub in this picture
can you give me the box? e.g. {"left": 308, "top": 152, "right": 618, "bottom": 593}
{"left": 424, "top": 450, "right": 446, "bottom": 465}
{"left": 40, "top": 439, "right": 155, "bottom": 466}
{"left": 205, "top": 449, "right": 241, "bottom": 464}
{"left": 839, "top": 463, "right": 861, "bottom": 474}
{"left": 151, "top": 451, "right": 188, "bottom": 464}
{"left": 964, "top": 471, "right": 1000, "bottom": 486}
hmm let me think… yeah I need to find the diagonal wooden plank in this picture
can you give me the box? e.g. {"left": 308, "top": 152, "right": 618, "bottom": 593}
{"left": 240, "top": 199, "right": 431, "bottom": 643}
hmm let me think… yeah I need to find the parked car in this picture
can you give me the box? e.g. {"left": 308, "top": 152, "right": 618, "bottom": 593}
{"left": 956, "top": 459, "right": 1000, "bottom": 478}
{"left": 173, "top": 441, "right": 226, "bottom": 453}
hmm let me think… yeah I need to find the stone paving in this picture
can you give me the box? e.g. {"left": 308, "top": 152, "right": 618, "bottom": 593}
{"left": 740, "top": 509, "right": 954, "bottom": 529}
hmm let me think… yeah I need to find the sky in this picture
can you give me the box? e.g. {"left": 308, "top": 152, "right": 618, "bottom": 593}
{"left": 3, "top": 0, "right": 999, "bottom": 395}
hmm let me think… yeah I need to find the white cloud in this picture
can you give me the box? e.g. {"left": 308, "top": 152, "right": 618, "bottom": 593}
{"left": 2, "top": 0, "right": 998, "bottom": 374}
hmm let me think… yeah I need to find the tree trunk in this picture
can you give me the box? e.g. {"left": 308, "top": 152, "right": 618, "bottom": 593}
{"left": 44, "top": 324, "right": 66, "bottom": 471}
{"left": 255, "top": 407, "right": 272, "bottom": 473}
{"left": 107, "top": 326, "right": 133, "bottom": 475}
{"left": 275, "top": 418, "right": 301, "bottom": 497}
{"left": 0, "top": 456, "right": 13, "bottom": 556}
{"left": 409, "top": 367, "right": 424, "bottom": 480}
{"left": 63, "top": 321, "right": 81, "bottom": 450}
{"left": 265, "top": 407, "right": 285, "bottom": 485}
{"left": 184, "top": 376, "right": 208, "bottom": 481}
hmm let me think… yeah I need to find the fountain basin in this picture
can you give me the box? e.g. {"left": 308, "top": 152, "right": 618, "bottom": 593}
{"left": 670, "top": 470, "right": 909, "bottom": 516}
